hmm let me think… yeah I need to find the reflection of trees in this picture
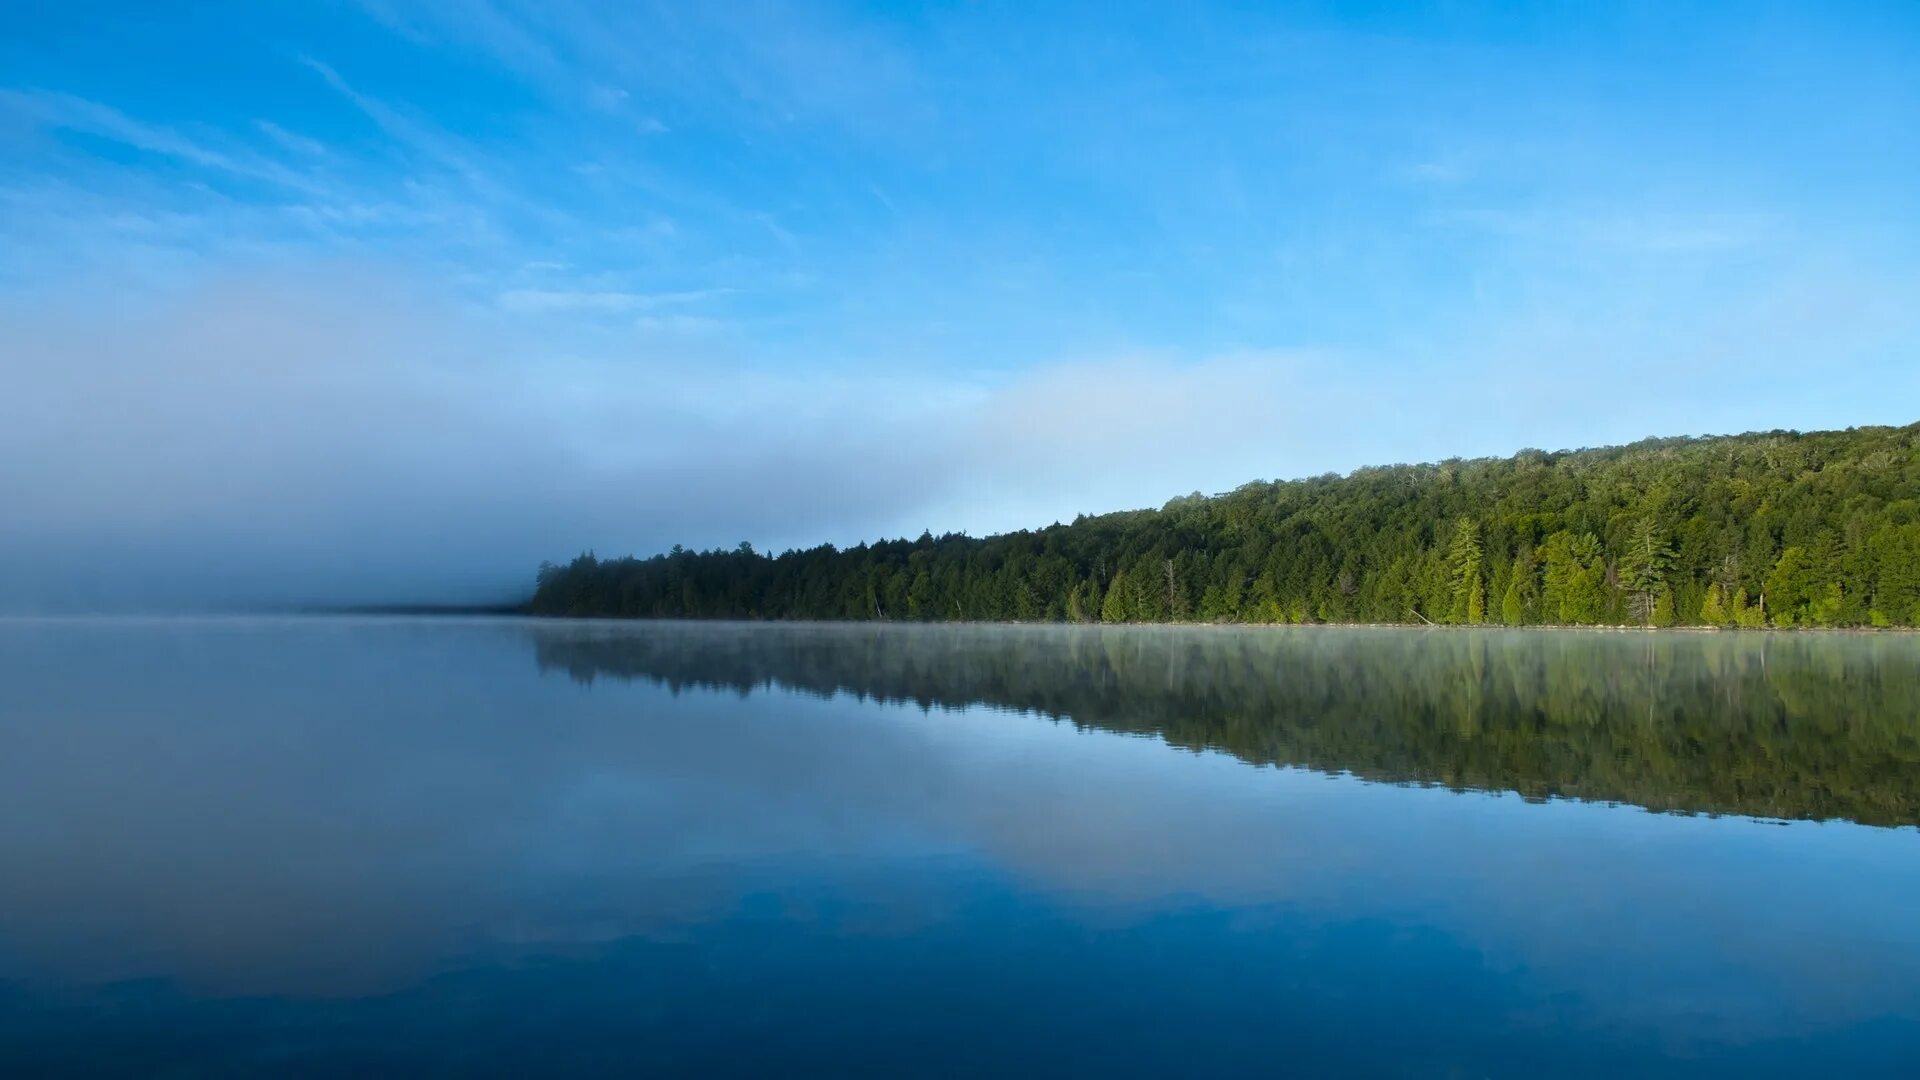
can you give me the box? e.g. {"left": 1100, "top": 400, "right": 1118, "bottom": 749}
{"left": 532, "top": 624, "right": 1920, "bottom": 828}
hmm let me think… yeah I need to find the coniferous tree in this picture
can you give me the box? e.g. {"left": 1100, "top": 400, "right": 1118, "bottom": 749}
{"left": 1652, "top": 587, "right": 1677, "bottom": 627}
{"left": 1767, "top": 546, "right": 1814, "bottom": 628}
{"left": 1700, "top": 584, "right": 1730, "bottom": 626}
{"left": 1552, "top": 533, "right": 1608, "bottom": 624}
{"left": 1447, "top": 518, "right": 1485, "bottom": 625}
{"left": 1621, "top": 517, "right": 1674, "bottom": 626}
{"left": 1100, "top": 571, "right": 1129, "bottom": 623}
{"left": 1501, "top": 578, "right": 1526, "bottom": 626}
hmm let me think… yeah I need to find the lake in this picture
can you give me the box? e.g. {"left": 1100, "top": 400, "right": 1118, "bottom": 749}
{"left": 2, "top": 618, "right": 1918, "bottom": 1075}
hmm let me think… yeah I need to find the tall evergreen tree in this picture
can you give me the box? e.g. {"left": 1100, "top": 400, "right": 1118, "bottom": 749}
{"left": 1621, "top": 517, "right": 1674, "bottom": 626}
{"left": 1501, "top": 577, "right": 1525, "bottom": 626}
{"left": 1700, "top": 584, "right": 1729, "bottom": 626}
{"left": 1447, "top": 518, "right": 1485, "bottom": 625}
{"left": 1100, "top": 571, "right": 1129, "bottom": 623}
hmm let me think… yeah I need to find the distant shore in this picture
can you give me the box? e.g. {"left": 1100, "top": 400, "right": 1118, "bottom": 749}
{"left": 516, "top": 614, "right": 1920, "bottom": 634}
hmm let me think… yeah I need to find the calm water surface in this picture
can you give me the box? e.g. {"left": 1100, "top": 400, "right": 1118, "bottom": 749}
{"left": 2, "top": 618, "right": 1919, "bottom": 1075}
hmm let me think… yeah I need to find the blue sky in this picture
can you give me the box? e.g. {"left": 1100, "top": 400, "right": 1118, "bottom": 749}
{"left": 3, "top": 1, "right": 1919, "bottom": 607}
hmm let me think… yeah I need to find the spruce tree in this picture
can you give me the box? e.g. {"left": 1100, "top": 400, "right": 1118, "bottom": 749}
{"left": 1501, "top": 578, "right": 1526, "bottom": 625}
{"left": 1700, "top": 583, "right": 1729, "bottom": 626}
{"left": 1100, "top": 571, "right": 1129, "bottom": 623}
{"left": 1621, "top": 517, "right": 1674, "bottom": 626}
{"left": 1447, "top": 518, "right": 1485, "bottom": 624}
{"left": 1652, "top": 587, "right": 1677, "bottom": 627}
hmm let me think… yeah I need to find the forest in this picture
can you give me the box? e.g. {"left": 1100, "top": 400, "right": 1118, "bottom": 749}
{"left": 530, "top": 422, "right": 1920, "bottom": 628}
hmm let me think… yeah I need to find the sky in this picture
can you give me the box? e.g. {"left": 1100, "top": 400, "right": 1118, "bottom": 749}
{"left": 2, "top": 1, "right": 1919, "bottom": 609}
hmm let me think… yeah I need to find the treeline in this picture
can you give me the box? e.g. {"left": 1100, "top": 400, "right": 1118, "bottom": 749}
{"left": 531, "top": 423, "right": 1920, "bottom": 628}
{"left": 530, "top": 623, "right": 1920, "bottom": 826}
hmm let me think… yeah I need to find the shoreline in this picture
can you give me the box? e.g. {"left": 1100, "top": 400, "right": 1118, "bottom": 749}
{"left": 9, "top": 611, "right": 1916, "bottom": 634}
{"left": 519, "top": 614, "right": 1920, "bottom": 635}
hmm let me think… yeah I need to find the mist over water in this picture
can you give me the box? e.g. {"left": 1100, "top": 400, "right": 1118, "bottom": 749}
{"left": 2, "top": 618, "right": 1917, "bottom": 1074}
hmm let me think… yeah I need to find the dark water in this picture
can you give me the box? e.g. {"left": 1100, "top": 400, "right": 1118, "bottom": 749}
{"left": 3, "top": 619, "right": 1919, "bottom": 1076}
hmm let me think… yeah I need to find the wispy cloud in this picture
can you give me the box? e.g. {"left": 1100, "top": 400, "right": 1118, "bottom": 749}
{"left": 297, "top": 56, "right": 459, "bottom": 171}
{"left": 254, "top": 119, "right": 327, "bottom": 158}
{"left": 1443, "top": 204, "right": 1777, "bottom": 255}
{"left": 1402, "top": 160, "right": 1467, "bottom": 185}
{"left": 495, "top": 287, "right": 735, "bottom": 315}
{"left": 1, "top": 89, "right": 327, "bottom": 196}
{"left": 4, "top": 1, "right": 1919, "bottom": 609}
{"left": 630, "top": 312, "right": 728, "bottom": 336}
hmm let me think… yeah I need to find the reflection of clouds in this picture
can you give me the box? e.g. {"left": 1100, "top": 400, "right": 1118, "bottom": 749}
{"left": 0, "top": 619, "right": 970, "bottom": 995}
{"left": 0, "top": 619, "right": 1915, "bottom": 1051}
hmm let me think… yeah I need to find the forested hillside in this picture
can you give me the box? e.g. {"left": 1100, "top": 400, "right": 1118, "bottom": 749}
{"left": 530, "top": 423, "right": 1920, "bottom": 628}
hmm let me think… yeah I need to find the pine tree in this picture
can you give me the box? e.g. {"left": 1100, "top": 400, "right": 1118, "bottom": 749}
{"left": 1447, "top": 518, "right": 1485, "bottom": 624}
{"left": 1621, "top": 517, "right": 1674, "bottom": 626}
{"left": 1501, "top": 578, "right": 1525, "bottom": 625}
{"left": 1766, "top": 547, "right": 1813, "bottom": 627}
{"left": 1065, "top": 578, "right": 1092, "bottom": 623}
{"left": 1556, "top": 533, "right": 1607, "bottom": 624}
{"left": 1100, "top": 571, "right": 1129, "bottom": 623}
{"left": 1652, "top": 587, "right": 1676, "bottom": 627}
{"left": 1700, "top": 583, "right": 1729, "bottom": 626}
{"left": 1164, "top": 557, "right": 1190, "bottom": 621}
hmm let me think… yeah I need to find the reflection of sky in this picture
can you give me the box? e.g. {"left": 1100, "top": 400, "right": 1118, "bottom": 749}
{"left": 1, "top": 618, "right": 1918, "bottom": 1067}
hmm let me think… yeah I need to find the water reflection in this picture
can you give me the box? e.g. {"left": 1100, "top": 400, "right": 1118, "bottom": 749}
{"left": 0, "top": 618, "right": 1917, "bottom": 1074}
{"left": 533, "top": 622, "right": 1920, "bottom": 826}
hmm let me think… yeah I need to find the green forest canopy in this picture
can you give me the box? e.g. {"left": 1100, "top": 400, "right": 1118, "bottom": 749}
{"left": 532, "top": 422, "right": 1920, "bottom": 628}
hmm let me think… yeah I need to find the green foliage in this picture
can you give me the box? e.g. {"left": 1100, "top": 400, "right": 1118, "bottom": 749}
{"left": 1766, "top": 546, "right": 1815, "bottom": 627}
{"left": 1500, "top": 577, "right": 1526, "bottom": 626}
{"left": 1620, "top": 517, "right": 1674, "bottom": 626}
{"left": 1446, "top": 518, "right": 1485, "bottom": 624}
{"left": 1100, "top": 571, "right": 1129, "bottom": 623}
{"left": 1700, "top": 584, "right": 1729, "bottom": 626}
{"left": 531, "top": 423, "right": 1920, "bottom": 629}
{"left": 1543, "top": 532, "right": 1608, "bottom": 624}
{"left": 1652, "top": 587, "right": 1677, "bottom": 627}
